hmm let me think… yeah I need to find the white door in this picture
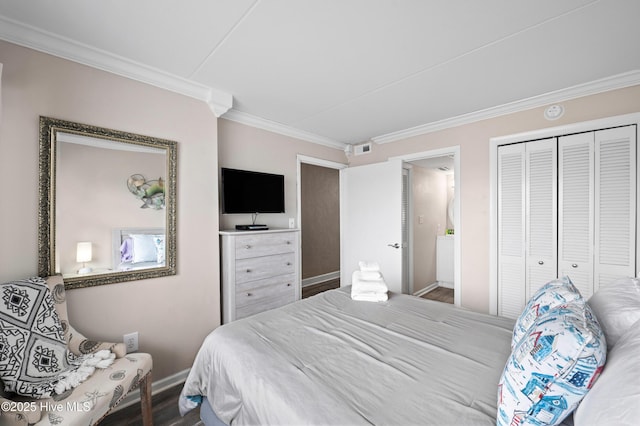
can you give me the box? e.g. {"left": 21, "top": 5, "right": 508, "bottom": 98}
{"left": 497, "top": 143, "right": 526, "bottom": 318}
{"left": 525, "top": 138, "right": 557, "bottom": 299}
{"left": 594, "top": 126, "right": 636, "bottom": 290}
{"left": 558, "top": 132, "right": 594, "bottom": 297}
{"left": 340, "top": 159, "right": 404, "bottom": 293}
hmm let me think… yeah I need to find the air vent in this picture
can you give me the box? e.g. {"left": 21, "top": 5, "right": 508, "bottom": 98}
{"left": 354, "top": 142, "right": 372, "bottom": 156}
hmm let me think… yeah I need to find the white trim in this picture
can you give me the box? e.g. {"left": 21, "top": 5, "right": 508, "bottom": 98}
{"left": 372, "top": 71, "right": 640, "bottom": 145}
{"left": 302, "top": 271, "right": 340, "bottom": 287}
{"left": 0, "top": 15, "right": 232, "bottom": 116}
{"left": 489, "top": 112, "right": 640, "bottom": 316}
{"left": 223, "top": 110, "right": 347, "bottom": 150}
{"left": 392, "top": 146, "right": 462, "bottom": 307}
{"left": 111, "top": 368, "right": 190, "bottom": 412}
{"left": 413, "top": 282, "right": 438, "bottom": 297}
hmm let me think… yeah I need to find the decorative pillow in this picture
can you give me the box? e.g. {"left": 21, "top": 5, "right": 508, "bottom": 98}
{"left": 131, "top": 234, "right": 158, "bottom": 263}
{"left": 153, "top": 234, "right": 166, "bottom": 264}
{"left": 498, "top": 303, "right": 606, "bottom": 426}
{"left": 0, "top": 277, "right": 114, "bottom": 398}
{"left": 573, "top": 318, "right": 640, "bottom": 425}
{"left": 120, "top": 237, "right": 134, "bottom": 263}
{"left": 587, "top": 276, "right": 640, "bottom": 349}
{"left": 512, "top": 276, "right": 583, "bottom": 349}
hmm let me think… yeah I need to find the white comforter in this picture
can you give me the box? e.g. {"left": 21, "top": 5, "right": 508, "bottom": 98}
{"left": 180, "top": 288, "right": 515, "bottom": 425}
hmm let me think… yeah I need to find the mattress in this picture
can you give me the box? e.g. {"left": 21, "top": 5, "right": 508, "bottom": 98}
{"left": 180, "top": 287, "right": 515, "bottom": 425}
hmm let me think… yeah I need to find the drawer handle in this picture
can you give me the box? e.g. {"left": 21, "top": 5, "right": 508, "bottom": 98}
{"left": 571, "top": 264, "right": 578, "bottom": 268}
{"left": 286, "top": 241, "right": 291, "bottom": 245}
{"left": 246, "top": 292, "right": 252, "bottom": 297}
{"left": 538, "top": 261, "right": 544, "bottom": 265}
{"left": 246, "top": 269, "right": 252, "bottom": 273}
{"left": 286, "top": 262, "right": 292, "bottom": 266}
{"left": 245, "top": 245, "right": 251, "bottom": 249}
{"left": 286, "top": 283, "right": 291, "bottom": 287}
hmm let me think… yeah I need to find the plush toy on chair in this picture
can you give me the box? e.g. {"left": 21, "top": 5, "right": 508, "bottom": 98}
{"left": 0, "top": 275, "right": 153, "bottom": 425}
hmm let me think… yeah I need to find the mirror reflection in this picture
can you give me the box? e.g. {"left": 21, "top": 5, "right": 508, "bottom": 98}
{"left": 39, "top": 117, "right": 177, "bottom": 289}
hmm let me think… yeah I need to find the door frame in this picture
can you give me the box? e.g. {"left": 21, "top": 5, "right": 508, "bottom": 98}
{"left": 391, "top": 146, "right": 461, "bottom": 307}
{"left": 489, "top": 112, "right": 640, "bottom": 315}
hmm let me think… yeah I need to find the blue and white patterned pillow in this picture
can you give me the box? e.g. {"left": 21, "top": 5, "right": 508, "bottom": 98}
{"left": 512, "top": 276, "right": 583, "bottom": 349}
{"left": 498, "top": 302, "right": 606, "bottom": 426}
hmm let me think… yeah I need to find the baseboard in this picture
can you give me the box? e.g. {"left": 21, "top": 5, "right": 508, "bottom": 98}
{"left": 111, "top": 367, "right": 191, "bottom": 412}
{"left": 302, "top": 271, "right": 340, "bottom": 288}
{"left": 438, "top": 281, "right": 454, "bottom": 289}
{"left": 413, "top": 282, "right": 438, "bottom": 297}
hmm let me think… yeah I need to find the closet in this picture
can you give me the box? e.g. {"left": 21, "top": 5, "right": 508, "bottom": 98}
{"left": 497, "top": 125, "right": 636, "bottom": 319}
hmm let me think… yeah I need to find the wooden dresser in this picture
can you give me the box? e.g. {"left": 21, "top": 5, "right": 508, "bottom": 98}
{"left": 220, "top": 229, "right": 300, "bottom": 323}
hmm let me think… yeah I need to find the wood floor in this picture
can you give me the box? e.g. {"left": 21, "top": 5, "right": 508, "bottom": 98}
{"left": 102, "top": 280, "right": 451, "bottom": 425}
{"left": 100, "top": 383, "right": 200, "bottom": 426}
{"left": 302, "top": 278, "right": 340, "bottom": 298}
{"left": 420, "top": 286, "right": 454, "bottom": 304}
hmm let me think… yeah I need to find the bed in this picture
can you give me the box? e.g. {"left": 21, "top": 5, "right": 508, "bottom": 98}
{"left": 111, "top": 227, "right": 165, "bottom": 271}
{"left": 179, "top": 278, "right": 640, "bottom": 426}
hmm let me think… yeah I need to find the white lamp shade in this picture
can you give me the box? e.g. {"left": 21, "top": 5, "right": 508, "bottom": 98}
{"left": 76, "top": 242, "right": 92, "bottom": 263}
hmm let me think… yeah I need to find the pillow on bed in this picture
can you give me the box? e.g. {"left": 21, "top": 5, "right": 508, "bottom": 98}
{"left": 498, "top": 302, "right": 606, "bottom": 426}
{"left": 131, "top": 234, "right": 159, "bottom": 263}
{"left": 587, "top": 276, "right": 640, "bottom": 349}
{"left": 573, "top": 318, "right": 640, "bottom": 426}
{"left": 512, "top": 276, "right": 583, "bottom": 349}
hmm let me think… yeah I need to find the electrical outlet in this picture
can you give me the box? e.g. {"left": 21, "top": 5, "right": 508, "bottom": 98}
{"left": 123, "top": 332, "right": 139, "bottom": 353}
{"left": 288, "top": 218, "right": 295, "bottom": 228}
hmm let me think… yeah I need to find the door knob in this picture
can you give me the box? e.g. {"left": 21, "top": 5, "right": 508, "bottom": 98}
{"left": 388, "top": 243, "right": 400, "bottom": 249}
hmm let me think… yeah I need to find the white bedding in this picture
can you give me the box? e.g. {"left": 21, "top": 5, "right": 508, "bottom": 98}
{"left": 180, "top": 287, "right": 515, "bottom": 425}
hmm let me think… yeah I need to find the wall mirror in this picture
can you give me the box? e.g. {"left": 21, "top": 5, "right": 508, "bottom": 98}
{"left": 39, "top": 116, "right": 177, "bottom": 289}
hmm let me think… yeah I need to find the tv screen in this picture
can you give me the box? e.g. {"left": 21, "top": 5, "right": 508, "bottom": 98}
{"left": 221, "top": 168, "right": 285, "bottom": 214}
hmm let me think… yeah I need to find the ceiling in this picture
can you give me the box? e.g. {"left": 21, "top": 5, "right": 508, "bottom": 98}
{"left": 1, "top": 0, "right": 639, "bottom": 150}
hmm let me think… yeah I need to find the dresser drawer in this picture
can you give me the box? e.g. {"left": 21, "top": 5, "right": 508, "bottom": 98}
{"left": 235, "top": 233, "right": 297, "bottom": 259}
{"left": 235, "top": 252, "right": 295, "bottom": 283}
{"left": 235, "top": 275, "right": 297, "bottom": 319}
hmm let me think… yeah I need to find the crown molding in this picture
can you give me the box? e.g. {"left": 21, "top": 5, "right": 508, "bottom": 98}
{"left": 222, "top": 109, "right": 347, "bottom": 150}
{"left": 0, "top": 15, "right": 232, "bottom": 117}
{"left": 371, "top": 70, "right": 640, "bottom": 144}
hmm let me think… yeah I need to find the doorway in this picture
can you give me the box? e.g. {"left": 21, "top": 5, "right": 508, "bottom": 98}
{"left": 297, "top": 155, "right": 347, "bottom": 298}
{"left": 404, "top": 156, "right": 456, "bottom": 303}
{"left": 395, "top": 146, "right": 460, "bottom": 306}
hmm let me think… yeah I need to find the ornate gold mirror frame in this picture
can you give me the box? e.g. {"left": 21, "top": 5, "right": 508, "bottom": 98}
{"left": 38, "top": 116, "right": 177, "bottom": 289}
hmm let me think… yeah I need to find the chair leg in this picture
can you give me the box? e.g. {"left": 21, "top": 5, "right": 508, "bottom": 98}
{"left": 139, "top": 372, "right": 153, "bottom": 426}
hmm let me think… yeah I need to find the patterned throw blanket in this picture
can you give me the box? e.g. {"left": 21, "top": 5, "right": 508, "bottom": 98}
{"left": 0, "top": 277, "right": 114, "bottom": 398}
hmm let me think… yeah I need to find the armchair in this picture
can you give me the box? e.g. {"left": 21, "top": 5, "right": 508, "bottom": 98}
{"left": 0, "top": 275, "right": 153, "bottom": 425}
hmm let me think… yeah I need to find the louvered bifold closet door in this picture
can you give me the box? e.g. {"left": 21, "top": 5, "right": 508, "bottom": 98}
{"left": 498, "top": 144, "right": 526, "bottom": 318}
{"left": 525, "top": 138, "right": 558, "bottom": 299}
{"left": 594, "top": 125, "right": 636, "bottom": 291}
{"left": 558, "top": 133, "right": 594, "bottom": 298}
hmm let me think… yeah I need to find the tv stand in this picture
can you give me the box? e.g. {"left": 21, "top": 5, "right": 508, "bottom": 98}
{"left": 235, "top": 224, "right": 269, "bottom": 231}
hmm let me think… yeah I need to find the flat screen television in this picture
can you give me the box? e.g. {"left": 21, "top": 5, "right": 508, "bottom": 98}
{"left": 221, "top": 168, "right": 285, "bottom": 214}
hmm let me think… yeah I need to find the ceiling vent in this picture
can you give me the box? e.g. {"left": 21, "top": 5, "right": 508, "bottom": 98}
{"left": 353, "top": 142, "right": 372, "bottom": 156}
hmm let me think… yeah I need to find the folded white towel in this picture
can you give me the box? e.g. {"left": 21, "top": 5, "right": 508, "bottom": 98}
{"left": 351, "top": 291, "right": 389, "bottom": 302}
{"left": 359, "top": 270, "right": 382, "bottom": 280}
{"left": 358, "top": 261, "right": 380, "bottom": 272}
{"left": 351, "top": 270, "right": 389, "bottom": 302}
{"left": 352, "top": 271, "right": 389, "bottom": 294}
